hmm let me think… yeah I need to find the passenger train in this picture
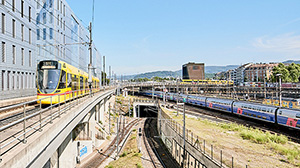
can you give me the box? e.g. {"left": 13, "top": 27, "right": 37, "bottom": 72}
{"left": 141, "top": 91, "right": 300, "bottom": 130}
{"left": 37, "top": 60, "right": 100, "bottom": 104}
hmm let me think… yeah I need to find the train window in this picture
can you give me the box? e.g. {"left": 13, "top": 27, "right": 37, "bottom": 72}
{"left": 58, "top": 70, "right": 66, "bottom": 89}
{"left": 296, "top": 114, "right": 300, "bottom": 118}
{"left": 262, "top": 108, "right": 266, "bottom": 112}
{"left": 72, "top": 75, "right": 77, "bottom": 90}
{"left": 278, "top": 110, "right": 282, "bottom": 115}
{"left": 67, "top": 73, "right": 72, "bottom": 87}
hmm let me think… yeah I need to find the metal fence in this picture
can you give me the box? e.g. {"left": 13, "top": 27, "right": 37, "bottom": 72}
{"left": 159, "top": 105, "right": 249, "bottom": 168}
{"left": 0, "top": 88, "right": 112, "bottom": 162}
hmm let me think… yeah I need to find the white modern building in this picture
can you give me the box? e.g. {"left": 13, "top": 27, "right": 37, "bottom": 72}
{"left": 0, "top": 0, "right": 37, "bottom": 100}
{"left": 36, "top": 0, "right": 101, "bottom": 79}
{"left": 0, "top": 0, "right": 102, "bottom": 100}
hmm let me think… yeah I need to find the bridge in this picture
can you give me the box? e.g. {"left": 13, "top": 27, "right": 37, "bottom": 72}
{"left": 0, "top": 89, "right": 114, "bottom": 168}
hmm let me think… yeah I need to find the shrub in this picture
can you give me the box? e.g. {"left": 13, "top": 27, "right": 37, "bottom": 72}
{"left": 106, "top": 136, "right": 111, "bottom": 140}
{"left": 120, "top": 152, "right": 127, "bottom": 157}
{"left": 137, "top": 163, "right": 143, "bottom": 168}
{"left": 131, "top": 136, "right": 136, "bottom": 140}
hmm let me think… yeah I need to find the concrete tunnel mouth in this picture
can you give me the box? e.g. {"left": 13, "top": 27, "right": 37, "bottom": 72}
{"left": 135, "top": 105, "right": 158, "bottom": 118}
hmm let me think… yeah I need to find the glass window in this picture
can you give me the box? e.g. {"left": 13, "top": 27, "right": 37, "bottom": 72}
{"left": 58, "top": 70, "right": 66, "bottom": 89}
{"left": 67, "top": 73, "right": 72, "bottom": 87}
{"left": 37, "top": 69, "right": 60, "bottom": 93}
{"left": 49, "top": 28, "right": 53, "bottom": 39}
{"left": 37, "top": 29, "right": 40, "bottom": 40}
{"left": 43, "top": 28, "right": 46, "bottom": 40}
{"left": 43, "top": 12, "right": 46, "bottom": 24}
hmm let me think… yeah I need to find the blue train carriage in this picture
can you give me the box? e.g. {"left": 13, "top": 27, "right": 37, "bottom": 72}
{"left": 232, "top": 102, "right": 277, "bottom": 123}
{"left": 206, "top": 97, "right": 233, "bottom": 113}
{"left": 277, "top": 108, "right": 300, "bottom": 129}
{"left": 178, "top": 94, "right": 188, "bottom": 103}
{"left": 142, "top": 90, "right": 152, "bottom": 96}
{"left": 194, "top": 96, "right": 206, "bottom": 107}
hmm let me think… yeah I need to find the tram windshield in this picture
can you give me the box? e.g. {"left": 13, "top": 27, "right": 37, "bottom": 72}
{"left": 38, "top": 69, "right": 61, "bottom": 93}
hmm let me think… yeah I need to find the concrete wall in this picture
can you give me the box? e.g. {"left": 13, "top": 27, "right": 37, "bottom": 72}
{"left": 0, "top": 90, "right": 114, "bottom": 168}
{"left": 158, "top": 107, "right": 222, "bottom": 168}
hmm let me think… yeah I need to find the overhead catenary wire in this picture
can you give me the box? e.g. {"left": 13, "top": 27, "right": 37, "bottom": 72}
{"left": 1, "top": 0, "right": 102, "bottom": 70}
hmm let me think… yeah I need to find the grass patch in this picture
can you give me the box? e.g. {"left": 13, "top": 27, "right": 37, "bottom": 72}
{"left": 106, "top": 131, "right": 142, "bottom": 168}
{"left": 240, "top": 129, "right": 288, "bottom": 144}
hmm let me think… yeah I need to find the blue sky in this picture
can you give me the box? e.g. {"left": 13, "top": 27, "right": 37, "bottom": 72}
{"left": 67, "top": 0, "right": 300, "bottom": 75}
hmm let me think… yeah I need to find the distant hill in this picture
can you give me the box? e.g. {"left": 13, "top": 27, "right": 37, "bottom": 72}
{"left": 133, "top": 71, "right": 181, "bottom": 79}
{"left": 282, "top": 60, "right": 300, "bottom": 64}
{"left": 205, "top": 65, "right": 239, "bottom": 73}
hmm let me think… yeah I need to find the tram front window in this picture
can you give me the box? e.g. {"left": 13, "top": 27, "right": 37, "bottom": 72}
{"left": 38, "top": 69, "right": 60, "bottom": 93}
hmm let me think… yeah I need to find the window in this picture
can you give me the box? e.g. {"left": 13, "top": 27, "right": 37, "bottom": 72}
{"left": 64, "top": 5, "right": 65, "bottom": 16}
{"left": 7, "top": 71, "right": 10, "bottom": 90}
{"left": 57, "top": 0, "right": 59, "bottom": 10}
{"left": 2, "top": 71, "right": 4, "bottom": 91}
{"left": 43, "top": 28, "right": 46, "bottom": 40}
{"left": 12, "top": 71, "right": 15, "bottom": 90}
{"left": 2, "top": 13, "right": 5, "bottom": 34}
{"left": 2, "top": 41, "right": 5, "bottom": 62}
{"left": 58, "top": 70, "right": 66, "bottom": 89}
{"left": 12, "top": 45, "right": 16, "bottom": 64}
{"left": 50, "top": 12, "right": 53, "bottom": 23}
{"left": 21, "top": 0, "right": 24, "bottom": 17}
{"left": 29, "top": 50, "right": 31, "bottom": 66}
{"left": 36, "top": 14, "right": 40, "bottom": 24}
{"left": 12, "top": 19, "right": 15, "bottom": 38}
{"left": 29, "top": 28, "right": 31, "bottom": 44}
{"left": 57, "top": 14, "right": 59, "bottom": 25}
{"left": 12, "top": 0, "right": 15, "bottom": 11}
{"left": 49, "top": 28, "right": 53, "bottom": 39}
{"left": 43, "top": 12, "right": 46, "bottom": 24}
{"left": 36, "top": 0, "right": 39, "bottom": 9}
{"left": 63, "top": 21, "right": 65, "bottom": 30}
{"left": 21, "top": 24, "right": 24, "bottom": 41}
{"left": 37, "top": 29, "right": 40, "bottom": 40}
{"left": 21, "top": 48, "right": 24, "bottom": 65}
{"left": 29, "top": 6, "right": 31, "bottom": 22}
{"left": 49, "top": 0, "right": 53, "bottom": 8}
{"left": 16, "top": 72, "right": 19, "bottom": 89}
{"left": 2, "top": 0, "right": 4, "bottom": 5}
{"left": 67, "top": 73, "right": 72, "bottom": 87}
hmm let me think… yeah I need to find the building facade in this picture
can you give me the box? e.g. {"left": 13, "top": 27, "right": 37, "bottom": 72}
{"left": 244, "top": 63, "right": 278, "bottom": 82}
{"left": 228, "top": 63, "right": 252, "bottom": 85}
{"left": 182, "top": 62, "right": 205, "bottom": 80}
{"left": 0, "top": 0, "right": 37, "bottom": 100}
{"left": 0, "top": 0, "right": 102, "bottom": 100}
{"left": 36, "top": 0, "right": 102, "bottom": 79}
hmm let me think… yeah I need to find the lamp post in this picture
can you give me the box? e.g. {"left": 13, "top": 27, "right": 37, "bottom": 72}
{"left": 177, "top": 102, "right": 186, "bottom": 168}
{"left": 276, "top": 74, "right": 282, "bottom": 107}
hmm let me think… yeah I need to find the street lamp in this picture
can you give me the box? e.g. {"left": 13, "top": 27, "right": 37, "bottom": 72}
{"left": 177, "top": 103, "right": 186, "bottom": 168}
{"left": 276, "top": 74, "right": 282, "bottom": 107}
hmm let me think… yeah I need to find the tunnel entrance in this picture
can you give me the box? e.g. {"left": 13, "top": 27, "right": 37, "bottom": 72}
{"left": 135, "top": 105, "right": 158, "bottom": 118}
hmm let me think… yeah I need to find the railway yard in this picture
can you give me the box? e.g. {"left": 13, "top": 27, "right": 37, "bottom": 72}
{"left": 1, "top": 93, "right": 300, "bottom": 168}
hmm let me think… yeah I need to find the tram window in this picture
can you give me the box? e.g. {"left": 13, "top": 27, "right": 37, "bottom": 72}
{"left": 80, "top": 77, "right": 83, "bottom": 89}
{"left": 58, "top": 70, "right": 66, "bottom": 89}
{"left": 67, "top": 73, "right": 72, "bottom": 87}
{"left": 72, "top": 75, "right": 77, "bottom": 90}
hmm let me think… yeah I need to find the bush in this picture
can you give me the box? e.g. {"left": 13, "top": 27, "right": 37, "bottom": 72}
{"left": 137, "top": 163, "right": 143, "bottom": 168}
{"left": 120, "top": 152, "right": 127, "bottom": 157}
{"left": 131, "top": 136, "right": 136, "bottom": 140}
{"left": 106, "top": 136, "right": 111, "bottom": 140}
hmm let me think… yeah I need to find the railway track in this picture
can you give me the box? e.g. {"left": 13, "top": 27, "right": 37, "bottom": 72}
{"left": 81, "top": 118, "right": 141, "bottom": 168}
{"left": 144, "top": 118, "right": 180, "bottom": 168}
{"left": 165, "top": 101, "right": 300, "bottom": 143}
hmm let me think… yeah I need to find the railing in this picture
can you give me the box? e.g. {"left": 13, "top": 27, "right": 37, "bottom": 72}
{"left": 158, "top": 104, "right": 248, "bottom": 168}
{"left": 0, "top": 87, "right": 113, "bottom": 162}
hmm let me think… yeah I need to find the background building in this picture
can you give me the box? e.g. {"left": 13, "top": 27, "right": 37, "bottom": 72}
{"left": 182, "top": 62, "right": 205, "bottom": 80}
{"left": 244, "top": 63, "right": 278, "bottom": 82}
{"left": 0, "top": 0, "right": 37, "bottom": 100}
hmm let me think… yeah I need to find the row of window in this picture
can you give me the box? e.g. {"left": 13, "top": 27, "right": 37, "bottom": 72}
{"left": 37, "top": 0, "right": 66, "bottom": 16}
{"left": 1, "top": 70, "right": 35, "bottom": 91}
{"left": 1, "top": 41, "right": 32, "bottom": 66}
{"left": 37, "top": 44, "right": 66, "bottom": 59}
{"left": 36, "top": 12, "right": 66, "bottom": 31}
{"left": 36, "top": 28, "right": 65, "bottom": 42}
{"left": 2, "top": 0, "right": 32, "bottom": 22}
{"left": 1, "top": 13, "right": 32, "bottom": 44}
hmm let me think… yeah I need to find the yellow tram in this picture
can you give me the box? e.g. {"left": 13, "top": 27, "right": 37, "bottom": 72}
{"left": 37, "top": 60, "right": 100, "bottom": 104}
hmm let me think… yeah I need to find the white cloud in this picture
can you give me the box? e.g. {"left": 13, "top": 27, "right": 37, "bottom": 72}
{"left": 253, "top": 33, "right": 300, "bottom": 54}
